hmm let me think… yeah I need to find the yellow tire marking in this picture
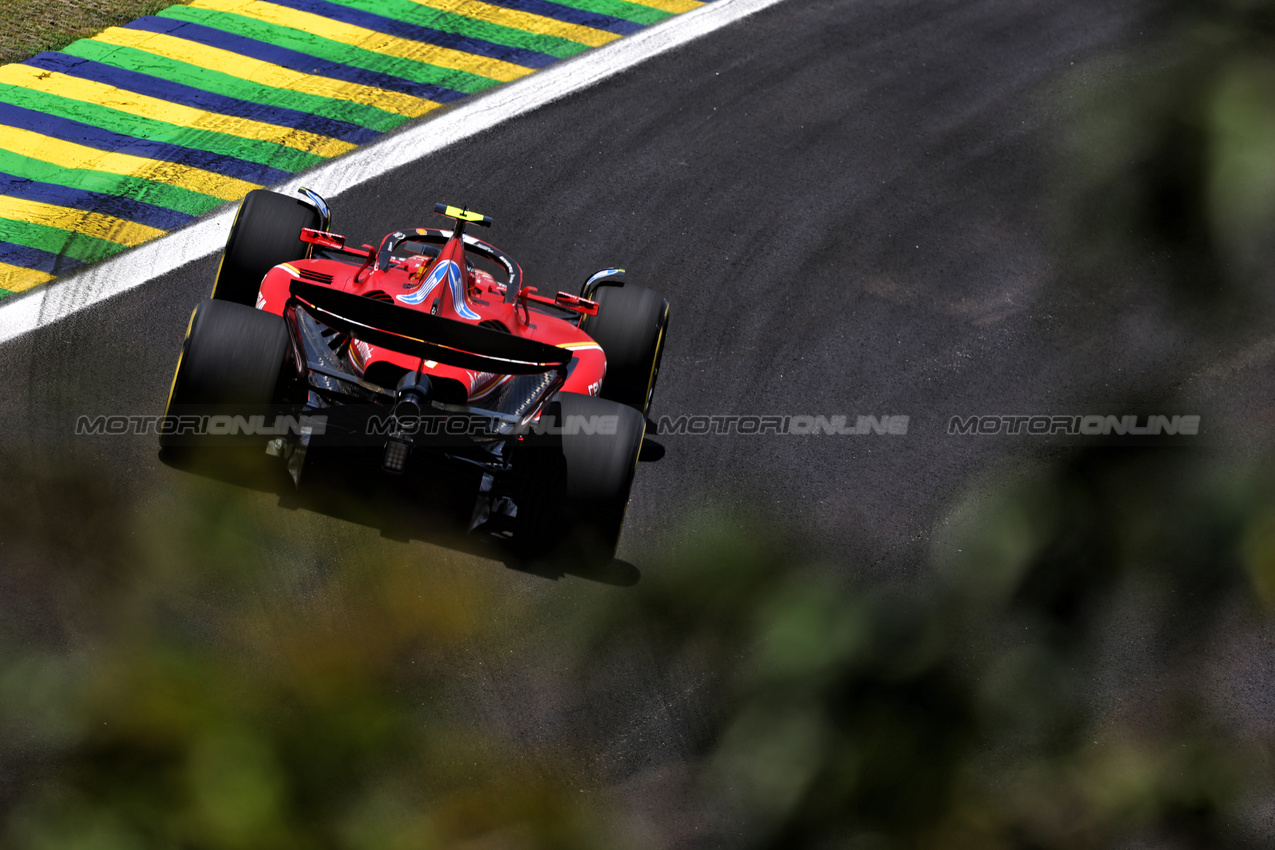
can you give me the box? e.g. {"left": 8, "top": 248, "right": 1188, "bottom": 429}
{"left": 165, "top": 305, "right": 199, "bottom": 415}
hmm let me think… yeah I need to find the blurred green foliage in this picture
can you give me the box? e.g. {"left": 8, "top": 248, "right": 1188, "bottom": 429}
{"left": 0, "top": 453, "right": 612, "bottom": 849}
{"left": 1060, "top": 0, "right": 1275, "bottom": 310}
{"left": 4, "top": 446, "right": 1275, "bottom": 848}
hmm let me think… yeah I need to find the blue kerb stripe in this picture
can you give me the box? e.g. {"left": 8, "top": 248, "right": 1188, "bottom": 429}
{"left": 477, "top": 0, "right": 643, "bottom": 35}
{"left": 0, "top": 241, "right": 84, "bottom": 275}
{"left": 24, "top": 52, "right": 380, "bottom": 146}
{"left": 0, "top": 101, "right": 293, "bottom": 186}
{"left": 267, "top": 0, "right": 559, "bottom": 69}
{"left": 0, "top": 172, "right": 195, "bottom": 231}
{"left": 126, "top": 16, "right": 468, "bottom": 103}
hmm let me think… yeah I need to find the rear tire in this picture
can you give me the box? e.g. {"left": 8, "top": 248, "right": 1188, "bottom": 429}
{"left": 160, "top": 299, "right": 291, "bottom": 455}
{"left": 511, "top": 393, "right": 646, "bottom": 565}
{"left": 579, "top": 284, "right": 669, "bottom": 416}
{"left": 212, "top": 189, "right": 321, "bottom": 305}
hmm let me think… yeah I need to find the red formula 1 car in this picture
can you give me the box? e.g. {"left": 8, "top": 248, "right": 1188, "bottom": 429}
{"left": 161, "top": 188, "right": 669, "bottom": 562}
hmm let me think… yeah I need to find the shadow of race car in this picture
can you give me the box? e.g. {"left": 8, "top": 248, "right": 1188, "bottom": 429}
{"left": 160, "top": 188, "right": 669, "bottom": 565}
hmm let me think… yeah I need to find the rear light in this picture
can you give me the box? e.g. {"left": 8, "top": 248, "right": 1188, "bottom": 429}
{"left": 382, "top": 438, "right": 410, "bottom": 473}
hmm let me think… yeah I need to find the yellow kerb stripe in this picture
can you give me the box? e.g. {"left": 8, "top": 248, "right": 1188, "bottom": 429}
{"left": 0, "top": 262, "right": 56, "bottom": 292}
{"left": 193, "top": 0, "right": 532, "bottom": 82}
{"left": 628, "top": 0, "right": 702, "bottom": 13}
{"left": 93, "top": 27, "right": 439, "bottom": 118}
{"left": 0, "top": 196, "right": 166, "bottom": 246}
{"left": 0, "top": 64, "right": 354, "bottom": 158}
{"left": 0, "top": 124, "right": 259, "bottom": 201}
{"left": 404, "top": 0, "right": 619, "bottom": 47}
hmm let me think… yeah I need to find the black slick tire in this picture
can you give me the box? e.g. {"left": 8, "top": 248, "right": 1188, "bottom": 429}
{"left": 512, "top": 392, "right": 646, "bottom": 566}
{"left": 212, "top": 189, "right": 321, "bottom": 305}
{"left": 579, "top": 284, "right": 669, "bottom": 416}
{"left": 160, "top": 299, "right": 290, "bottom": 455}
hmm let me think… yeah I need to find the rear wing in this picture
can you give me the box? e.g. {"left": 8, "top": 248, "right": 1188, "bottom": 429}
{"left": 288, "top": 281, "right": 571, "bottom": 376}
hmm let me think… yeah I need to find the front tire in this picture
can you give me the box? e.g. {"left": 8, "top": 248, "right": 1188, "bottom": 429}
{"left": 579, "top": 283, "right": 669, "bottom": 416}
{"left": 212, "top": 189, "right": 321, "bottom": 305}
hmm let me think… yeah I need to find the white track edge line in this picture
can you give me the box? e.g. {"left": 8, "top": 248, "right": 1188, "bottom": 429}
{"left": 0, "top": 0, "right": 787, "bottom": 346}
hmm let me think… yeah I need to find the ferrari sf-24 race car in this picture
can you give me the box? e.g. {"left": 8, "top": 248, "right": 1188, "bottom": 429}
{"left": 161, "top": 188, "right": 669, "bottom": 561}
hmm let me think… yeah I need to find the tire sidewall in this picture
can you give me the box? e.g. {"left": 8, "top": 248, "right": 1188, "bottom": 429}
{"left": 212, "top": 190, "right": 321, "bottom": 305}
{"left": 580, "top": 283, "right": 669, "bottom": 415}
{"left": 161, "top": 300, "right": 291, "bottom": 451}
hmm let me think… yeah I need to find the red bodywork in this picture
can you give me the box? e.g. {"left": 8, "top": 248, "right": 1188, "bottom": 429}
{"left": 256, "top": 225, "right": 606, "bottom": 403}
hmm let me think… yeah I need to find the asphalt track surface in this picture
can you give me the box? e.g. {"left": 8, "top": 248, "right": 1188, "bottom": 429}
{"left": 10, "top": 0, "right": 1269, "bottom": 842}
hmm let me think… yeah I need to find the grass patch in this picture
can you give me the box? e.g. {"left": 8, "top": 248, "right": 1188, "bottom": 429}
{"left": 0, "top": 0, "right": 192, "bottom": 67}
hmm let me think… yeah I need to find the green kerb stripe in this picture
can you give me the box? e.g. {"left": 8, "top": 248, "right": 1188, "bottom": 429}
{"left": 323, "top": 0, "right": 590, "bottom": 59}
{"left": 160, "top": 5, "right": 505, "bottom": 94}
{"left": 0, "top": 149, "right": 225, "bottom": 217}
{"left": 0, "top": 286, "right": 15, "bottom": 298}
{"left": 0, "top": 82, "right": 327, "bottom": 172}
{"left": 63, "top": 39, "right": 409, "bottom": 133}
{"left": 0, "top": 219, "right": 131, "bottom": 264}
{"left": 546, "top": 0, "right": 672, "bottom": 25}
